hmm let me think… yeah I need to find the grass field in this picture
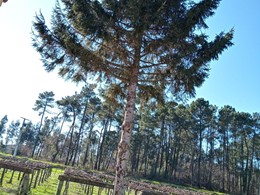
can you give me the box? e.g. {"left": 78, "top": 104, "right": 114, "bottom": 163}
{"left": 0, "top": 167, "right": 116, "bottom": 195}
{"left": 0, "top": 168, "right": 117, "bottom": 195}
{"left": 0, "top": 168, "right": 231, "bottom": 195}
{"left": 0, "top": 153, "right": 229, "bottom": 195}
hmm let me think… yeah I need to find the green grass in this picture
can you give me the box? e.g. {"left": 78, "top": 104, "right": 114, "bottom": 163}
{"left": 0, "top": 169, "right": 22, "bottom": 195}
{"left": 30, "top": 169, "right": 63, "bottom": 195}
{"left": 0, "top": 167, "right": 230, "bottom": 195}
{"left": 0, "top": 151, "right": 228, "bottom": 195}
{"left": 0, "top": 168, "right": 63, "bottom": 195}
{"left": 30, "top": 168, "right": 108, "bottom": 195}
{"left": 0, "top": 168, "right": 118, "bottom": 195}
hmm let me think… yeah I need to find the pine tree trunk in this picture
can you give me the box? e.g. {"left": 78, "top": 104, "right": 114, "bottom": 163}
{"left": 64, "top": 115, "right": 76, "bottom": 165}
{"left": 52, "top": 118, "right": 65, "bottom": 162}
{"left": 198, "top": 126, "right": 203, "bottom": 187}
{"left": 32, "top": 103, "right": 47, "bottom": 158}
{"left": 83, "top": 113, "right": 95, "bottom": 166}
{"left": 135, "top": 143, "right": 141, "bottom": 172}
{"left": 96, "top": 119, "right": 109, "bottom": 170}
{"left": 159, "top": 117, "right": 165, "bottom": 175}
{"left": 72, "top": 104, "right": 88, "bottom": 166}
{"left": 114, "top": 67, "right": 138, "bottom": 195}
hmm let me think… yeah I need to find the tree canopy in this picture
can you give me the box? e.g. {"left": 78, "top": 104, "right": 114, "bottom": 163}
{"left": 32, "top": 0, "right": 233, "bottom": 99}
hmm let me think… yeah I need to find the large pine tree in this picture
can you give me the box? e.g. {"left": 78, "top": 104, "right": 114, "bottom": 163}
{"left": 32, "top": 0, "right": 233, "bottom": 194}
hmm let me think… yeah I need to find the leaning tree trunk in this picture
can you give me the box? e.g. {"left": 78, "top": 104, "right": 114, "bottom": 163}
{"left": 82, "top": 114, "right": 95, "bottom": 166}
{"left": 72, "top": 104, "right": 88, "bottom": 166}
{"left": 31, "top": 104, "right": 47, "bottom": 158}
{"left": 114, "top": 66, "right": 138, "bottom": 195}
{"left": 65, "top": 112, "right": 76, "bottom": 165}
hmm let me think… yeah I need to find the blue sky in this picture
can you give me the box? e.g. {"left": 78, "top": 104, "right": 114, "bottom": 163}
{"left": 192, "top": 0, "right": 260, "bottom": 113}
{"left": 0, "top": 0, "right": 259, "bottom": 123}
{"left": 0, "top": 0, "right": 81, "bottom": 122}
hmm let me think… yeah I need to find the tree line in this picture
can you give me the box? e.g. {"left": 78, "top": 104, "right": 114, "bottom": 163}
{"left": 0, "top": 86, "right": 259, "bottom": 195}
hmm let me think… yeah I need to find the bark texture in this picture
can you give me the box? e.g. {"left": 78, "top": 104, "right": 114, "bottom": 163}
{"left": 114, "top": 67, "right": 138, "bottom": 195}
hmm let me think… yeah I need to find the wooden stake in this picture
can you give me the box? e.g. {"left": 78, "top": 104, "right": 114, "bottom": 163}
{"left": 19, "top": 173, "right": 30, "bottom": 195}
{"left": 63, "top": 180, "right": 69, "bottom": 195}
{"left": 0, "top": 168, "right": 6, "bottom": 186}
{"left": 8, "top": 170, "right": 15, "bottom": 184}
{"left": 56, "top": 179, "right": 64, "bottom": 195}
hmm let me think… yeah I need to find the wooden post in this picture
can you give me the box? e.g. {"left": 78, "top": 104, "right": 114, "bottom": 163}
{"left": 38, "top": 169, "right": 44, "bottom": 185}
{"left": 34, "top": 169, "right": 40, "bottom": 188}
{"left": 56, "top": 179, "right": 64, "bottom": 195}
{"left": 18, "top": 171, "right": 22, "bottom": 180}
{"left": 86, "top": 185, "right": 90, "bottom": 194}
{"left": 97, "top": 187, "right": 101, "bottom": 195}
{"left": 90, "top": 185, "right": 94, "bottom": 195}
{"left": 19, "top": 173, "right": 30, "bottom": 195}
{"left": 8, "top": 170, "right": 15, "bottom": 184}
{"left": 40, "top": 169, "right": 46, "bottom": 183}
{"left": 44, "top": 168, "right": 49, "bottom": 181}
{"left": 63, "top": 180, "right": 69, "bottom": 195}
{"left": 29, "top": 171, "right": 35, "bottom": 189}
{"left": 47, "top": 167, "right": 52, "bottom": 179}
{"left": 19, "top": 173, "right": 25, "bottom": 185}
{"left": 86, "top": 185, "right": 94, "bottom": 195}
{"left": 0, "top": 168, "right": 6, "bottom": 186}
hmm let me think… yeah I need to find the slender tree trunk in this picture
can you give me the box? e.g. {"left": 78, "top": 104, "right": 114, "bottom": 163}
{"left": 222, "top": 130, "right": 226, "bottom": 192}
{"left": 96, "top": 119, "right": 110, "bottom": 170}
{"left": 164, "top": 127, "right": 171, "bottom": 178}
{"left": 83, "top": 113, "right": 95, "bottom": 166}
{"left": 67, "top": 113, "right": 76, "bottom": 165}
{"left": 190, "top": 146, "right": 195, "bottom": 186}
{"left": 94, "top": 125, "right": 104, "bottom": 169}
{"left": 248, "top": 133, "right": 256, "bottom": 195}
{"left": 164, "top": 144, "right": 170, "bottom": 178}
{"left": 243, "top": 133, "right": 250, "bottom": 195}
{"left": 72, "top": 104, "right": 88, "bottom": 166}
{"left": 37, "top": 118, "right": 57, "bottom": 159}
{"left": 198, "top": 126, "right": 203, "bottom": 187}
{"left": 208, "top": 128, "right": 215, "bottom": 189}
{"left": 52, "top": 136, "right": 60, "bottom": 162}
{"left": 134, "top": 141, "right": 141, "bottom": 172}
{"left": 52, "top": 117, "right": 66, "bottom": 162}
{"left": 144, "top": 138, "right": 149, "bottom": 177}
{"left": 172, "top": 146, "right": 180, "bottom": 180}
{"left": 226, "top": 130, "right": 231, "bottom": 193}
{"left": 159, "top": 116, "right": 165, "bottom": 175}
{"left": 153, "top": 147, "right": 160, "bottom": 177}
{"left": 31, "top": 103, "right": 47, "bottom": 158}
{"left": 114, "top": 66, "right": 138, "bottom": 195}
{"left": 131, "top": 138, "right": 138, "bottom": 172}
